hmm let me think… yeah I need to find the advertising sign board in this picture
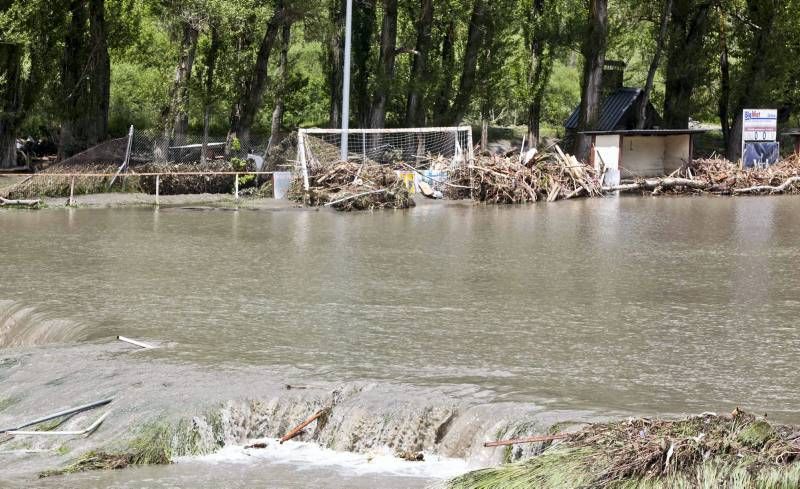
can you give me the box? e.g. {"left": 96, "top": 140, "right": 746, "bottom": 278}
{"left": 743, "top": 109, "right": 777, "bottom": 141}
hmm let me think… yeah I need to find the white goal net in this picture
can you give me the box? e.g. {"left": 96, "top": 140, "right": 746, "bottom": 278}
{"left": 297, "top": 127, "right": 473, "bottom": 192}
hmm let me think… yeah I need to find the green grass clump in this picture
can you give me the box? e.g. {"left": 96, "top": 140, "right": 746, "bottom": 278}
{"left": 39, "top": 422, "right": 173, "bottom": 478}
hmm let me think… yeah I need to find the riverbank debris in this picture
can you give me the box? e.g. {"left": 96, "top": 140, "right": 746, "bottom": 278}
{"left": 397, "top": 450, "right": 425, "bottom": 462}
{"left": 446, "top": 410, "right": 800, "bottom": 489}
{"left": 290, "top": 162, "right": 414, "bottom": 211}
{"left": 279, "top": 408, "right": 330, "bottom": 444}
{"left": 117, "top": 336, "right": 155, "bottom": 350}
{"left": 609, "top": 154, "right": 800, "bottom": 196}
{"left": 446, "top": 145, "right": 603, "bottom": 204}
{"left": 0, "top": 398, "right": 113, "bottom": 434}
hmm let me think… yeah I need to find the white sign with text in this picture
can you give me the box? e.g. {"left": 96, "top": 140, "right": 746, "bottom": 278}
{"left": 743, "top": 109, "right": 777, "bottom": 141}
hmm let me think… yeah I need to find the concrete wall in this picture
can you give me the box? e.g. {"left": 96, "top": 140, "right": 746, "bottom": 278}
{"left": 663, "top": 135, "right": 690, "bottom": 174}
{"left": 620, "top": 136, "right": 664, "bottom": 177}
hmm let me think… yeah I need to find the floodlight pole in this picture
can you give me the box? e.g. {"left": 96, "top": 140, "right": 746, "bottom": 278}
{"left": 341, "top": 0, "right": 353, "bottom": 161}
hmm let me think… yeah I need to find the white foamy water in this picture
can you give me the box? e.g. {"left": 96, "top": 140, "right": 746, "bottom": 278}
{"left": 180, "top": 438, "right": 470, "bottom": 480}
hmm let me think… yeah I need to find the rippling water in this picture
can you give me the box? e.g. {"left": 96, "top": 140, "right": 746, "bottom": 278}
{"left": 2, "top": 197, "right": 799, "bottom": 420}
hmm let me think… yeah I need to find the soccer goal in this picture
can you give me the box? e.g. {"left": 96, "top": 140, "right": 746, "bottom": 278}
{"left": 296, "top": 127, "right": 473, "bottom": 191}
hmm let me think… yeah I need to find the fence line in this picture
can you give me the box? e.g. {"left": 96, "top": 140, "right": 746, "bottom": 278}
{"left": 9, "top": 172, "right": 277, "bottom": 177}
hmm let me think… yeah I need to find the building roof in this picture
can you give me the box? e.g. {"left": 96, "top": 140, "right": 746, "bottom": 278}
{"left": 565, "top": 88, "right": 643, "bottom": 131}
{"left": 578, "top": 129, "right": 708, "bottom": 136}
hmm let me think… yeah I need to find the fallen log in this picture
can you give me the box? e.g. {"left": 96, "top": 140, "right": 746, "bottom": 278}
{"left": 483, "top": 433, "right": 569, "bottom": 448}
{"left": 323, "top": 188, "right": 388, "bottom": 207}
{"left": 0, "top": 197, "right": 40, "bottom": 207}
{"left": 732, "top": 176, "right": 800, "bottom": 195}
{"left": 604, "top": 177, "right": 708, "bottom": 193}
{"left": 279, "top": 409, "right": 328, "bottom": 444}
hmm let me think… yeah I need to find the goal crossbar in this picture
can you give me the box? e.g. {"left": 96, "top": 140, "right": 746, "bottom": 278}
{"left": 301, "top": 126, "right": 473, "bottom": 135}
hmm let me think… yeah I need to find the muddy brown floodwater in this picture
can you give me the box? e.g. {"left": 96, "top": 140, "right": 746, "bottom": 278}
{"left": 1, "top": 196, "right": 799, "bottom": 487}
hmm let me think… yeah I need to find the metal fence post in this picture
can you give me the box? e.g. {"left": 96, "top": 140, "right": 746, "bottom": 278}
{"left": 234, "top": 173, "right": 239, "bottom": 201}
{"left": 155, "top": 174, "right": 160, "bottom": 206}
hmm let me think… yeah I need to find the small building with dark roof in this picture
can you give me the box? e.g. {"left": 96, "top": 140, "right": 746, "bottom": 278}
{"left": 581, "top": 129, "right": 707, "bottom": 184}
{"left": 564, "top": 87, "right": 663, "bottom": 133}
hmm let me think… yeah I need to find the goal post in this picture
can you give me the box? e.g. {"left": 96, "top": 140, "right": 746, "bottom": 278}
{"left": 296, "top": 126, "right": 474, "bottom": 191}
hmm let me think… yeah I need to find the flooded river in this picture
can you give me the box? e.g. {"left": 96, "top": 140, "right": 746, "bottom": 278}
{"left": 1, "top": 196, "right": 799, "bottom": 487}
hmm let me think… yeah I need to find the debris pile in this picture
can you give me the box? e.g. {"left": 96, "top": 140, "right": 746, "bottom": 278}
{"left": 135, "top": 161, "right": 246, "bottom": 195}
{"left": 1, "top": 163, "right": 123, "bottom": 199}
{"left": 290, "top": 161, "right": 415, "bottom": 211}
{"left": 446, "top": 410, "right": 800, "bottom": 489}
{"left": 447, "top": 146, "right": 603, "bottom": 203}
{"left": 611, "top": 154, "right": 800, "bottom": 195}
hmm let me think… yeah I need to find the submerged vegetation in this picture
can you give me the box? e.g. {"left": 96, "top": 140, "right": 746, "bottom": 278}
{"left": 446, "top": 410, "right": 800, "bottom": 489}
{"left": 39, "top": 422, "right": 173, "bottom": 478}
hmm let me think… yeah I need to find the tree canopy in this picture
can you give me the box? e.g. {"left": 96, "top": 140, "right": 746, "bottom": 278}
{"left": 1, "top": 0, "right": 800, "bottom": 167}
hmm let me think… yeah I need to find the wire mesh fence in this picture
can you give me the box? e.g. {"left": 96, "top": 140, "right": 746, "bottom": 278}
{"left": 297, "top": 127, "right": 473, "bottom": 194}
{"left": 0, "top": 171, "right": 277, "bottom": 204}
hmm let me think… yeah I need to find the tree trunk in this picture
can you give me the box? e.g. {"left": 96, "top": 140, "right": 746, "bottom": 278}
{"left": 201, "top": 25, "right": 221, "bottom": 165}
{"left": 268, "top": 20, "right": 292, "bottom": 151}
{"left": 575, "top": 0, "right": 608, "bottom": 162}
{"left": 725, "top": 1, "right": 776, "bottom": 162}
{"left": 352, "top": 0, "right": 377, "bottom": 127}
{"left": 404, "top": 0, "right": 434, "bottom": 126}
{"left": 162, "top": 20, "right": 199, "bottom": 157}
{"left": 326, "top": 0, "right": 345, "bottom": 127}
{"left": 662, "top": 0, "right": 710, "bottom": 128}
{"left": 58, "top": 0, "right": 110, "bottom": 160}
{"left": 450, "top": 0, "right": 487, "bottom": 124}
{"left": 718, "top": 8, "right": 730, "bottom": 148}
{"left": 369, "top": 0, "right": 398, "bottom": 129}
{"left": 525, "top": 0, "right": 554, "bottom": 148}
{"left": 636, "top": 0, "right": 672, "bottom": 129}
{"left": 432, "top": 17, "right": 456, "bottom": 124}
{"left": 0, "top": 42, "right": 22, "bottom": 169}
{"left": 227, "top": 6, "right": 284, "bottom": 149}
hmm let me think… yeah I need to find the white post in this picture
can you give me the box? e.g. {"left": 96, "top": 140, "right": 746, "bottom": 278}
{"left": 341, "top": 0, "right": 353, "bottom": 161}
{"left": 234, "top": 173, "right": 239, "bottom": 200}
{"left": 123, "top": 125, "right": 134, "bottom": 172}
{"left": 362, "top": 131, "right": 366, "bottom": 162}
{"left": 466, "top": 128, "right": 475, "bottom": 163}
{"left": 155, "top": 175, "right": 160, "bottom": 206}
{"left": 298, "top": 129, "right": 310, "bottom": 191}
{"left": 68, "top": 176, "right": 75, "bottom": 206}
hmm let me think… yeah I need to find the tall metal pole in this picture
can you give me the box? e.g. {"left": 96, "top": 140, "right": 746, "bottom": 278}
{"left": 341, "top": 0, "right": 353, "bottom": 161}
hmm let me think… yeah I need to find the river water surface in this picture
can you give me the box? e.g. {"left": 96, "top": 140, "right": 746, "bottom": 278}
{"left": 1, "top": 196, "right": 799, "bottom": 487}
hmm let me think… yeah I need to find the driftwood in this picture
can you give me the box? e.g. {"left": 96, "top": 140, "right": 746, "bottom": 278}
{"left": 0, "top": 197, "right": 40, "bottom": 207}
{"left": 604, "top": 177, "right": 708, "bottom": 193}
{"left": 732, "top": 176, "right": 800, "bottom": 195}
{"left": 279, "top": 409, "right": 328, "bottom": 444}
{"left": 484, "top": 433, "right": 570, "bottom": 448}
{"left": 117, "top": 336, "right": 155, "bottom": 350}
